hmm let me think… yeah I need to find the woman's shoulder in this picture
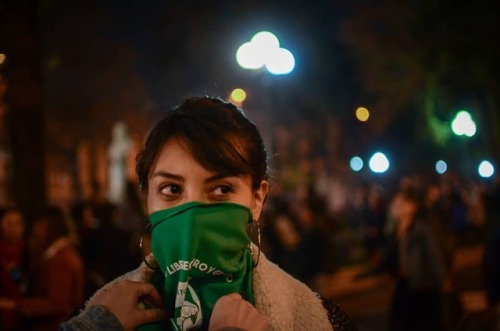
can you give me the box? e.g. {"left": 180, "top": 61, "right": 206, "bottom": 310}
{"left": 253, "top": 253, "right": 357, "bottom": 330}
{"left": 49, "top": 242, "right": 85, "bottom": 271}
{"left": 321, "top": 297, "right": 359, "bottom": 331}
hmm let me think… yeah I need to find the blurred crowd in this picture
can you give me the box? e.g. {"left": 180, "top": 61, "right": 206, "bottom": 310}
{"left": 0, "top": 170, "right": 499, "bottom": 330}
{"left": 0, "top": 117, "right": 499, "bottom": 330}
{"left": 261, "top": 169, "right": 499, "bottom": 278}
{"left": 0, "top": 181, "right": 145, "bottom": 330}
{"left": 261, "top": 166, "right": 499, "bottom": 329}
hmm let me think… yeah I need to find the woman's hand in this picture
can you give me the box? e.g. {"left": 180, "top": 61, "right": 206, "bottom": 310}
{"left": 88, "top": 279, "right": 167, "bottom": 331}
{"left": 209, "top": 293, "right": 268, "bottom": 331}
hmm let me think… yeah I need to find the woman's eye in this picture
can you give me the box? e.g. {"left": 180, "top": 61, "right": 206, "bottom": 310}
{"left": 160, "top": 185, "right": 182, "bottom": 196}
{"left": 212, "top": 185, "right": 234, "bottom": 196}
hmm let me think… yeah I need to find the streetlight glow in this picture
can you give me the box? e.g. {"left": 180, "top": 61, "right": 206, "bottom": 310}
{"left": 350, "top": 156, "right": 364, "bottom": 172}
{"left": 368, "top": 152, "right": 390, "bottom": 173}
{"left": 478, "top": 160, "right": 495, "bottom": 178}
{"left": 236, "top": 42, "right": 266, "bottom": 69}
{"left": 435, "top": 160, "right": 448, "bottom": 174}
{"left": 265, "top": 48, "right": 295, "bottom": 75}
{"left": 355, "top": 107, "right": 369, "bottom": 122}
{"left": 230, "top": 88, "right": 247, "bottom": 103}
{"left": 251, "top": 31, "right": 280, "bottom": 49}
{"left": 451, "top": 110, "right": 476, "bottom": 137}
{"left": 236, "top": 31, "right": 295, "bottom": 75}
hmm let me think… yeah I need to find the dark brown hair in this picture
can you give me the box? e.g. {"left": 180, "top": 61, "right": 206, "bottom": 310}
{"left": 33, "top": 206, "right": 71, "bottom": 246}
{"left": 136, "top": 96, "right": 269, "bottom": 193}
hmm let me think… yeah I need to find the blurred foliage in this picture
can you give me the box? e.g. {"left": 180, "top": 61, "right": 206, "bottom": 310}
{"left": 341, "top": 0, "right": 499, "bottom": 151}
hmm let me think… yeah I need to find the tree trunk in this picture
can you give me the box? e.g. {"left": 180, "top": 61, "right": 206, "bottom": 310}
{"left": 1, "top": 0, "right": 46, "bottom": 222}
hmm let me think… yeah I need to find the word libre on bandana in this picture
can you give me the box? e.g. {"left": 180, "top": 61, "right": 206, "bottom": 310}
{"left": 165, "top": 259, "right": 225, "bottom": 278}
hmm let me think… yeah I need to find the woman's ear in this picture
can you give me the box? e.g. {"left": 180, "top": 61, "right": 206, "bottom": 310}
{"left": 251, "top": 180, "right": 269, "bottom": 221}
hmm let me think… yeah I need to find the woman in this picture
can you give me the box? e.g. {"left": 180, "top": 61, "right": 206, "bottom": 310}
{"left": 386, "top": 190, "right": 446, "bottom": 331}
{"left": 62, "top": 97, "right": 355, "bottom": 330}
{"left": 0, "top": 206, "right": 85, "bottom": 331}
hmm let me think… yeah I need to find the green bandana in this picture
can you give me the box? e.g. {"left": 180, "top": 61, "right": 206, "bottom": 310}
{"left": 139, "top": 202, "right": 254, "bottom": 331}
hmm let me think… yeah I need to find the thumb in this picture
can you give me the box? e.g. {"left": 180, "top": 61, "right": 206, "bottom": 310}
{"left": 221, "top": 292, "right": 243, "bottom": 301}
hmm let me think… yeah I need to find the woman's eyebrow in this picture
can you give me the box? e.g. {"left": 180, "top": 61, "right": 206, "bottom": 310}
{"left": 150, "top": 171, "right": 184, "bottom": 181}
{"left": 205, "top": 174, "right": 239, "bottom": 184}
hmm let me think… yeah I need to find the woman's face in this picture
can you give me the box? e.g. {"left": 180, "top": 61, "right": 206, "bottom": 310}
{"left": 0, "top": 211, "right": 25, "bottom": 244}
{"left": 146, "top": 139, "right": 268, "bottom": 220}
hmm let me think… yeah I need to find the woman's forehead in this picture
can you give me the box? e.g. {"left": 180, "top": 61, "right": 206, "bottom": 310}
{"left": 151, "top": 138, "right": 249, "bottom": 180}
{"left": 156, "top": 138, "right": 195, "bottom": 162}
{"left": 152, "top": 140, "right": 209, "bottom": 174}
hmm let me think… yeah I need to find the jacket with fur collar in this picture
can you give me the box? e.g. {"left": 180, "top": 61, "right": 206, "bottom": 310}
{"left": 88, "top": 249, "right": 355, "bottom": 331}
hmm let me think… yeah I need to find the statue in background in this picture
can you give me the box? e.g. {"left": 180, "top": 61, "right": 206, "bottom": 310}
{"left": 107, "top": 121, "right": 131, "bottom": 205}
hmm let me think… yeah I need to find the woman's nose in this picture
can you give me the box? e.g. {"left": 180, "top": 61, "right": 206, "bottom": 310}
{"left": 184, "top": 191, "right": 209, "bottom": 204}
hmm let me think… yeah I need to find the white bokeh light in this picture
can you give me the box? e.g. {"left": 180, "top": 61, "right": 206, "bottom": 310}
{"left": 236, "top": 42, "right": 266, "bottom": 69}
{"left": 265, "top": 48, "right": 295, "bottom": 75}
{"left": 236, "top": 31, "right": 295, "bottom": 75}
{"left": 251, "top": 31, "right": 280, "bottom": 49}
{"left": 435, "top": 160, "right": 448, "bottom": 174}
{"left": 368, "top": 152, "right": 390, "bottom": 173}
{"left": 451, "top": 110, "right": 477, "bottom": 137}
{"left": 478, "top": 160, "right": 495, "bottom": 178}
{"left": 350, "top": 156, "right": 364, "bottom": 172}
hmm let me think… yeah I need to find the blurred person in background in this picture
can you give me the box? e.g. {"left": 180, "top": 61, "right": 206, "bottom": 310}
{"left": 92, "top": 201, "right": 142, "bottom": 282}
{"left": 456, "top": 224, "right": 500, "bottom": 331}
{"left": 483, "top": 177, "right": 500, "bottom": 309}
{"left": 362, "top": 185, "right": 388, "bottom": 266}
{"left": 285, "top": 202, "right": 328, "bottom": 289}
{"left": 70, "top": 201, "right": 106, "bottom": 298}
{"left": 0, "top": 207, "right": 26, "bottom": 331}
{"left": 116, "top": 180, "right": 148, "bottom": 235}
{"left": 0, "top": 206, "right": 84, "bottom": 331}
{"left": 483, "top": 222, "right": 500, "bottom": 308}
{"left": 385, "top": 189, "right": 447, "bottom": 331}
{"left": 358, "top": 188, "right": 447, "bottom": 331}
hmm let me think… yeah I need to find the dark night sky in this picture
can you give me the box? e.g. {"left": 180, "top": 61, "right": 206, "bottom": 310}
{"left": 32, "top": 0, "right": 499, "bottom": 177}
{"left": 95, "top": 1, "right": 358, "bottom": 112}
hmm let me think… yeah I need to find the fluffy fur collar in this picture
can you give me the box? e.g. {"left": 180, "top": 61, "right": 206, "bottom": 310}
{"left": 90, "top": 251, "right": 332, "bottom": 330}
{"left": 252, "top": 251, "right": 332, "bottom": 330}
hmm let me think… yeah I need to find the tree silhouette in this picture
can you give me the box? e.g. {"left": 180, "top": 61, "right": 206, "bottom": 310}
{"left": 342, "top": 0, "right": 499, "bottom": 154}
{"left": 1, "top": 0, "right": 47, "bottom": 221}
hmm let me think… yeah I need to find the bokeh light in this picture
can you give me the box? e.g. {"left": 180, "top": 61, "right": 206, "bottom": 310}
{"left": 265, "top": 48, "right": 295, "bottom": 75}
{"left": 478, "top": 160, "right": 495, "bottom": 178}
{"left": 236, "top": 31, "right": 295, "bottom": 75}
{"left": 435, "top": 160, "right": 448, "bottom": 174}
{"left": 236, "top": 42, "right": 266, "bottom": 69}
{"left": 368, "top": 152, "right": 390, "bottom": 173}
{"left": 349, "top": 156, "right": 364, "bottom": 172}
{"left": 451, "top": 110, "right": 476, "bottom": 137}
{"left": 230, "top": 88, "right": 247, "bottom": 103}
{"left": 355, "top": 107, "right": 369, "bottom": 122}
{"left": 251, "top": 31, "right": 280, "bottom": 50}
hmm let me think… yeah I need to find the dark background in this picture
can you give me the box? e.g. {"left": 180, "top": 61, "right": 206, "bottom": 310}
{"left": 1, "top": 0, "right": 499, "bottom": 219}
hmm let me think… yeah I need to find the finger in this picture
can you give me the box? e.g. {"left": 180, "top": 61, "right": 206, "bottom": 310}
{"left": 220, "top": 292, "right": 243, "bottom": 301}
{"left": 134, "top": 282, "right": 163, "bottom": 307}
